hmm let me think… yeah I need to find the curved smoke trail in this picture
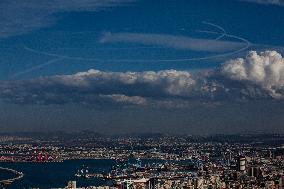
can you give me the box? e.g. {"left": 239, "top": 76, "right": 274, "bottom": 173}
{"left": 14, "top": 22, "right": 251, "bottom": 77}
{"left": 11, "top": 57, "right": 65, "bottom": 79}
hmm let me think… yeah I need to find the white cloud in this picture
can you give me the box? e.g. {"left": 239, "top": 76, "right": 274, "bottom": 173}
{"left": 51, "top": 69, "right": 197, "bottom": 97}
{"left": 1, "top": 51, "right": 284, "bottom": 107}
{"left": 222, "top": 51, "right": 284, "bottom": 98}
{"left": 0, "top": 0, "right": 133, "bottom": 38}
{"left": 0, "top": 69, "right": 198, "bottom": 106}
{"left": 99, "top": 94, "right": 148, "bottom": 105}
{"left": 100, "top": 32, "right": 244, "bottom": 53}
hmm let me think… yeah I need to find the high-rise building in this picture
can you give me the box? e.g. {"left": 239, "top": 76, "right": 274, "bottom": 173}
{"left": 248, "top": 166, "right": 261, "bottom": 178}
{"left": 237, "top": 156, "right": 246, "bottom": 172}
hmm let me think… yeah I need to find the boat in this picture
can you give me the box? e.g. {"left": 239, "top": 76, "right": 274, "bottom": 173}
{"left": 75, "top": 165, "right": 89, "bottom": 178}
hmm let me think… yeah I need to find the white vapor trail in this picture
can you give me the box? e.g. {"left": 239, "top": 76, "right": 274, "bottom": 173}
{"left": 23, "top": 23, "right": 251, "bottom": 62}
{"left": 201, "top": 21, "right": 226, "bottom": 40}
{"left": 196, "top": 31, "right": 251, "bottom": 59}
{"left": 11, "top": 57, "right": 65, "bottom": 78}
{"left": 23, "top": 46, "right": 101, "bottom": 61}
{"left": 14, "top": 22, "right": 251, "bottom": 77}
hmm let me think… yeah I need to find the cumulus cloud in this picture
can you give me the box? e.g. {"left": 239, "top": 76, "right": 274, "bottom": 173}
{"left": 0, "top": 0, "right": 133, "bottom": 38}
{"left": 99, "top": 94, "right": 148, "bottom": 106}
{"left": 0, "top": 70, "right": 197, "bottom": 106}
{"left": 100, "top": 32, "right": 244, "bottom": 52}
{"left": 222, "top": 51, "right": 284, "bottom": 98}
{"left": 1, "top": 51, "right": 284, "bottom": 107}
{"left": 57, "top": 69, "right": 196, "bottom": 97}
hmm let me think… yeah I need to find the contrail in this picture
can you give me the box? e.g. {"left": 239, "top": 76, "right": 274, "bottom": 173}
{"left": 23, "top": 46, "right": 101, "bottom": 61}
{"left": 38, "top": 46, "right": 168, "bottom": 50}
{"left": 196, "top": 29, "right": 251, "bottom": 58}
{"left": 201, "top": 21, "right": 227, "bottom": 40}
{"left": 19, "top": 22, "right": 252, "bottom": 68}
{"left": 101, "top": 22, "right": 251, "bottom": 62}
{"left": 10, "top": 57, "right": 65, "bottom": 79}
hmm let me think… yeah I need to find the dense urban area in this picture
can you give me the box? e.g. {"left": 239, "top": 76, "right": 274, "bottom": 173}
{"left": 0, "top": 132, "right": 284, "bottom": 189}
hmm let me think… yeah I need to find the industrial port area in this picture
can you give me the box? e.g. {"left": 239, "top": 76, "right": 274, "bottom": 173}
{"left": 0, "top": 133, "right": 284, "bottom": 188}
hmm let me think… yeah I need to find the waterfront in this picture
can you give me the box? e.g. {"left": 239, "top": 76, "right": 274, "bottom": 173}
{"left": 0, "top": 159, "right": 175, "bottom": 189}
{"left": 0, "top": 170, "right": 15, "bottom": 182}
{"left": 0, "top": 159, "right": 115, "bottom": 189}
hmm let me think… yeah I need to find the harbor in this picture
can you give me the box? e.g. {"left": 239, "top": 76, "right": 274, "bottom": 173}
{"left": 0, "top": 167, "right": 24, "bottom": 186}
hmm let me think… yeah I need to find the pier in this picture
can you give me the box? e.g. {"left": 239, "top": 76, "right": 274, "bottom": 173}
{"left": 0, "top": 167, "right": 24, "bottom": 185}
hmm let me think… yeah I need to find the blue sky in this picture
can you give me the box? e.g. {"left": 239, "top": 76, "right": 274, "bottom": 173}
{"left": 1, "top": 0, "right": 284, "bottom": 79}
{"left": 0, "top": 0, "right": 284, "bottom": 134}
